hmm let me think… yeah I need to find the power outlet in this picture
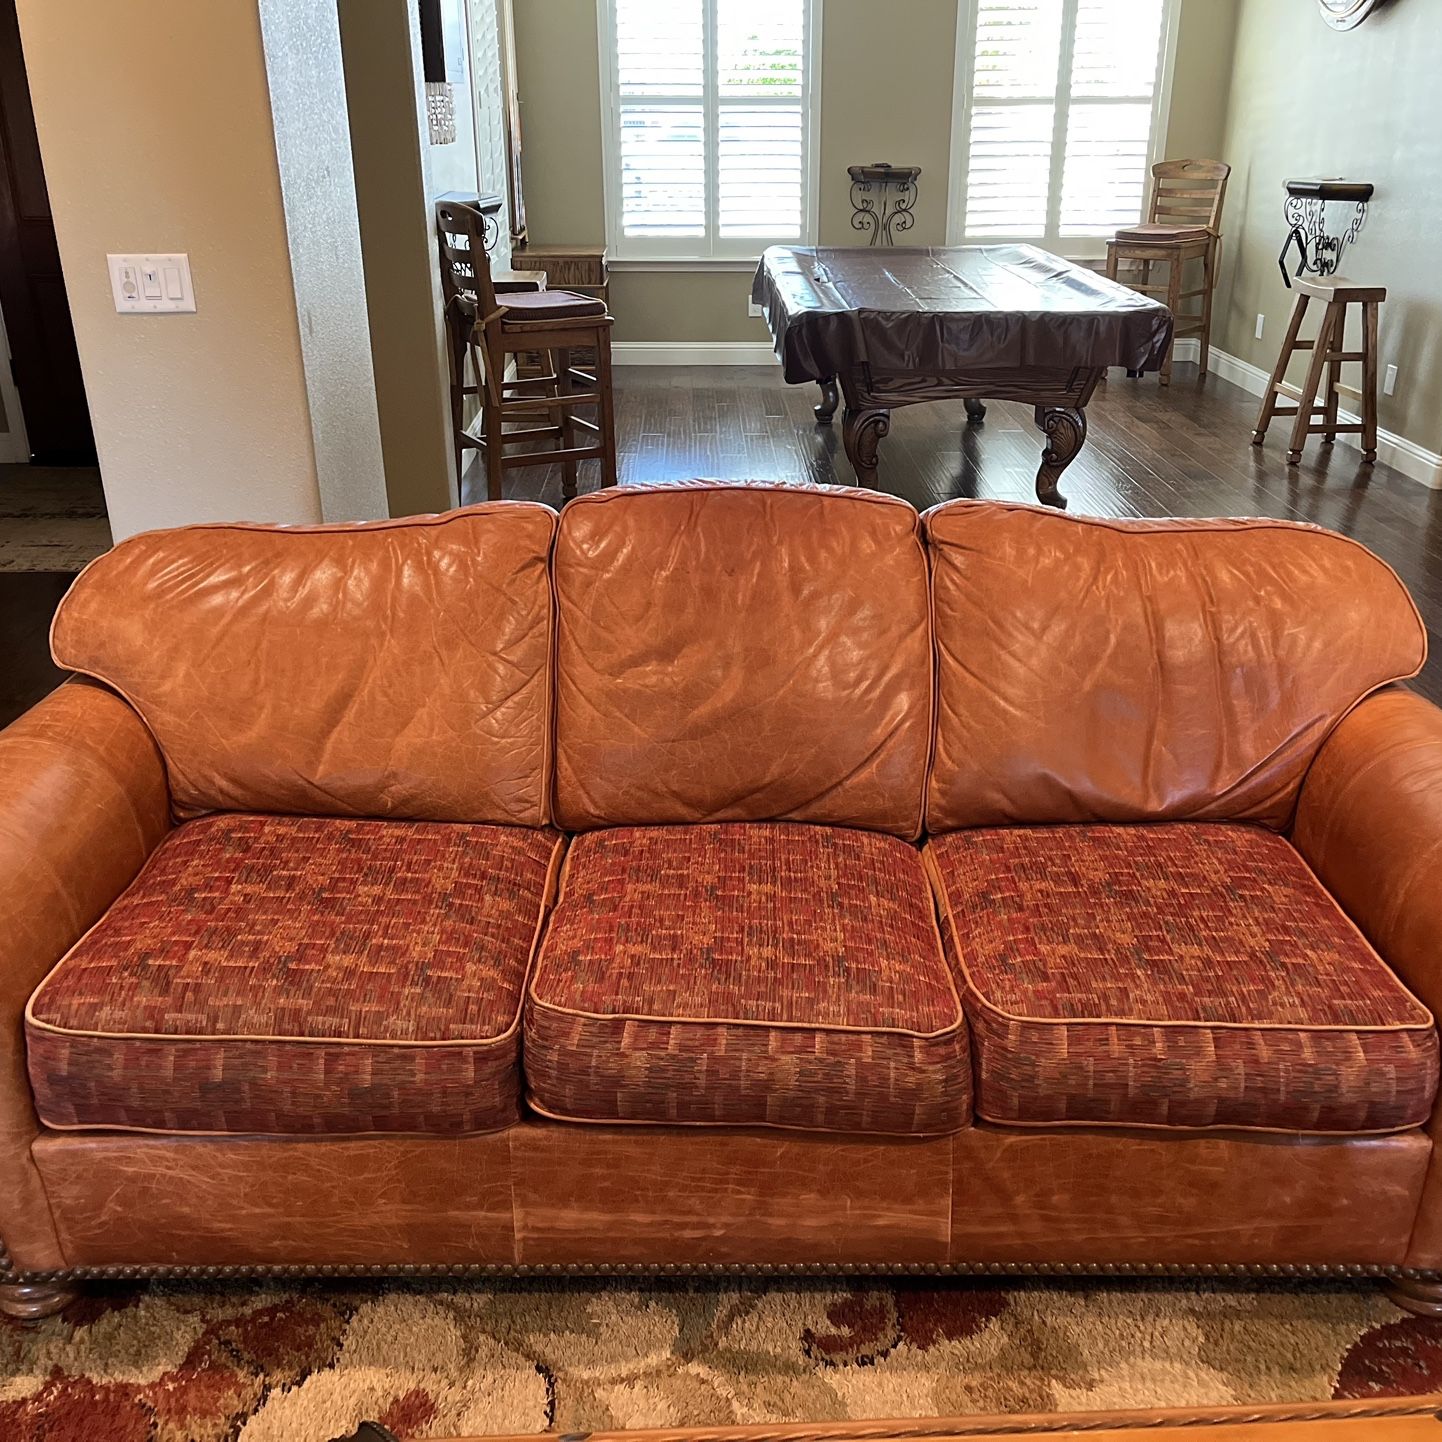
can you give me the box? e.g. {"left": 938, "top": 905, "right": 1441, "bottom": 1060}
{"left": 747, "top": 300, "right": 764, "bottom": 319}
{"left": 1384, "top": 363, "right": 1399, "bottom": 396}
{"left": 1254, "top": 313, "right": 1266, "bottom": 340}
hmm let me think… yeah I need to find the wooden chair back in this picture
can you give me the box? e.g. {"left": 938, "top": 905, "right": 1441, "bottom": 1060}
{"left": 436, "top": 199, "right": 498, "bottom": 323}
{"left": 1147, "top": 159, "right": 1231, "bottom": 235}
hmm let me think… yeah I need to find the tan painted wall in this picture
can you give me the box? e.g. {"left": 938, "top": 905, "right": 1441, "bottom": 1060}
{"left": 339, "top": 0, "right": 456, "bottom": 516}
{"left": 13, "top": 0, "right": 370, "bottom": 538}
{"left": 515, "top": 0, "right": 1237, "bottom": 347}
{"left": 1163, "top": 0, "right": 1238, "bottom": 162}
{"left": 1214, "top": 0, "right": 1441, "bottom": 457}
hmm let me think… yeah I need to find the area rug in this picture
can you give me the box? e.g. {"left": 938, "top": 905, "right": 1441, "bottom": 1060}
{"left": 4, "top": 1278, "right": 1442, "bottom": 1441}
{"left": 0, "top": 465, "right": 111, "bottom": 572}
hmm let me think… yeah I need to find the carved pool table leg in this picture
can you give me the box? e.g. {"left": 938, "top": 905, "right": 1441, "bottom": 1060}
{"left": 964, "top": 399, "right": 987, "bottom": 425}
{"left": 1033, "top": 405, "right": 1087, "bottom": 510}
{"left": 814, "top": 377, "right": 840, "bottom": 424}
{"left": 842, "top": 407, "right": 890, "bottom": 488}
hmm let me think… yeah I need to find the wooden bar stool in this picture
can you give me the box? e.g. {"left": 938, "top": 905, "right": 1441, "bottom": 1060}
{"left": 436, "top": 200, "right": 617, "bottom": 501}
{"left": 1105, "top": 159, "right": 1231, "bottom": 386}
{"left": 1252, "top": 276, "right": 1383, "bottom": 465}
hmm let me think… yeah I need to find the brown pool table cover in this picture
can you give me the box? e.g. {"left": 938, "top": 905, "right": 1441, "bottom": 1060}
{"left": 752, "top": 244, "right": 1174, "bottom": 385}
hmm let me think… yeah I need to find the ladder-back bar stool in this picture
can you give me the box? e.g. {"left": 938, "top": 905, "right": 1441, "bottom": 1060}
{"left": 1106, "top": 159, "right": 1231, "bottom": 386}
{"left": 1252, "top": 275, "right": 1384, "bottom": 465}
{"left": 436, "top": 200, "right": 618, "bottom": 501}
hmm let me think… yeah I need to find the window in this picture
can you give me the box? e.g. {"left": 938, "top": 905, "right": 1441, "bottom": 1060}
{"left": 599, "top": 0, "right": 819, "bottom": 261}
{"left": 948, "top": 0, "right": 1177, "bottom": 254}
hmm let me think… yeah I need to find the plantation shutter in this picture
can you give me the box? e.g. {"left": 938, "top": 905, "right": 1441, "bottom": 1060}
{"left": 615, "top": 0, "right": 706, "bottom": 239}
{"left": 610, "top": 0, "right": 810, "bottom": 254}
{"left": 961, "top": 0, "right": 1169, "bottom": 245}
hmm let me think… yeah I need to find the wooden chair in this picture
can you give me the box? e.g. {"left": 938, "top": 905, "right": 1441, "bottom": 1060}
{"left": 1105, "top": 159, "right": 1231, "bottom": 386}
{"left": 436, "top": 199, "right": 617, "bottom": 501}
{"left": 1252, "top": 275, "right": 1384, "bottom": 465}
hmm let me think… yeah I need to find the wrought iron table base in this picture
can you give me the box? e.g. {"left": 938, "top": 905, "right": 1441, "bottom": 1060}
{"left": 815, "top": 368, "right": 1101, "bottom": 508}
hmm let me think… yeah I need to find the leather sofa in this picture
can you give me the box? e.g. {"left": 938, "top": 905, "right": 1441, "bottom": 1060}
{"left": 3, "top": 480, "right": 1442, "bottom": 1322}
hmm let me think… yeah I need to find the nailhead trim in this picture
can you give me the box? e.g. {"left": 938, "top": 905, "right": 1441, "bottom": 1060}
{"left": 2, "top": 1259, "right": 1440, "bottom": 1285}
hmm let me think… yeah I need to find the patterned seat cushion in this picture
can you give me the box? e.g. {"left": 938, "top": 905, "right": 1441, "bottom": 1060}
{"left": 525, "top": 824, "right": 971, "bottom": 1136}
{"left": 26, "top": 814, "right": 563, "bottom": 1135}
{"left": 926, "top": 823, "right": 1439, "bottom": 1134}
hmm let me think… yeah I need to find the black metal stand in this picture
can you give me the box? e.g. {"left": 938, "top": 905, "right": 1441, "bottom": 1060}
{"left": 1278, "top": 178, "right": 1373, "bottom": 287}
{"left": 848, "top": 163, "right": 921, "bottom": 246}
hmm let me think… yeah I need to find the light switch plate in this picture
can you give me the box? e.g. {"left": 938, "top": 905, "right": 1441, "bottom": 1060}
{"left": 108, "top": 253, "right": 196, "bottom": 314}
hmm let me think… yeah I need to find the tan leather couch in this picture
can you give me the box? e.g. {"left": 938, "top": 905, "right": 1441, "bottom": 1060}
{"left": 3, "top": 481, "right": 1442, "bottom": 1322}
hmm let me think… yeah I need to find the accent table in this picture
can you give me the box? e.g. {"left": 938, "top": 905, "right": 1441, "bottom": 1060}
{"left": 337, "top": 1394, "right": 1442, "bottom": 1442}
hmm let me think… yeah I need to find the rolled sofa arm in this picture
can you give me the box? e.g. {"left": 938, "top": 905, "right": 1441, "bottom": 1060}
{"left": 0, "top": 680, "right": 169, "bottom": 1272}
{"left": 1293, "top": 687, "right": 1442, "bottom": 1021}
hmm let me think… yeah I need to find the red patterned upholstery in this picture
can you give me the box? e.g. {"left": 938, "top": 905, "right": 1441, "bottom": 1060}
{"left": 525, "top": 824, "right": 971, "bottom": 1135}
{"left": 926, "top": 823, "right": 1439, "bottom": 1134}
{"left": 26, "top": 815, "right": 562, "bottom": 1135}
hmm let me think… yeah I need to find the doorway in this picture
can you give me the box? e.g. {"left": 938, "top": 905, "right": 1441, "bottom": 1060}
{"left": 0, "top": 0, "right": 108, "bottom": 580}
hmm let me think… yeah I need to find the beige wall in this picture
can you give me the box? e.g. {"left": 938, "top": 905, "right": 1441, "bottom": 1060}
{"left": 516, "top": 0, "right": 1235, "bottom": 347}
{"left": 16, "top": 0, "right": 386, "bottom": 538}
{"left": 1163, "top": 0, "right": 1238, "bottom": 162}
{"left": 339, "top": 0, "right": 456, "bottom": 516}
{"left": 1214, "top": 0, "right": 1441, "bottom": 457}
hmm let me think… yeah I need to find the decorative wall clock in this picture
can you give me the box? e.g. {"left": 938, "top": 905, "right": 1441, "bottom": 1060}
{"left": 1317, "top": 0, "right": 1387, "bottom": 30}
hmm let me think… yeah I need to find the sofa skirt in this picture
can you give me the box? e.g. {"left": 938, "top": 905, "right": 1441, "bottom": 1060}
{"left": 19, "top": 1120, "right": 1432, "bottom": 1279}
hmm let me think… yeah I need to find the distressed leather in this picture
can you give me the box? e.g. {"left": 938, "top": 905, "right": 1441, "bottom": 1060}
{"left": 925, "top": 502, "right": 1427, "bottom": 831}
{"left": 947, "top": 1126, "right": 1427, "bottom": 1266}
{"left": 1291, "top": 687, "right": 1442, "bottom": 1267}
{"left": 0, "top": 682, "right": 169, "bottom": 1270}
{"left": 552, "top": 482, "right": 932, "bottom": 836}
{"left": 50, "top": 506, "right": 557, "bottom": 825}
{"left": 29, "top": 1121, "right": 1426, "bottom": 1270}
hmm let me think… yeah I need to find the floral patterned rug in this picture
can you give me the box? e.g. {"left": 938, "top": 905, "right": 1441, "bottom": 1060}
{"left": 3, "top": 1278, "right": 1441, "bottom": 1442}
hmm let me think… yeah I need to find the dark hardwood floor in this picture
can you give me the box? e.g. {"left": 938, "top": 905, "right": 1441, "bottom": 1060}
{"left": 3, "top": 362, "right": 1440, "bottom": 731}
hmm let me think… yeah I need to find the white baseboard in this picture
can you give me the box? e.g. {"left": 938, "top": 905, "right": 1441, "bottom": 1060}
{"left": 613, "top": 341, "right": 778, "bottom": 366}
{"left": 1171, "top": 339, "right": 1442, "bottom": 490}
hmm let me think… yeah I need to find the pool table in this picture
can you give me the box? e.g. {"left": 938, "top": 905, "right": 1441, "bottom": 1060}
{"left": 752, "top": 244, "right": 1174, "bottom": 507}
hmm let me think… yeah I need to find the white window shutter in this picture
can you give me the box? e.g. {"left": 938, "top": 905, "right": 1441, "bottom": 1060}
{"left": 608, "top": 0, "right": 810, "bottom": 254}
{"left": 960, "top": 0, "right": 1171, "bottom": 247}
{"left": 717, "top": 0, "right": 805, "bottom": 238}
{"left": 962, "top": 0, "right": 1064, "bottom": 240}
{"left": 1060, "top": 0, "right": 1166, "bottom": 237}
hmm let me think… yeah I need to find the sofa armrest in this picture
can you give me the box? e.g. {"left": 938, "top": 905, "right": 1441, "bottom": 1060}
{"left": 0, "top": 681, "right": 170, "bottom": 1272}
{"left": 1294, "top": 687, "right": 1442, "bottom": 1024}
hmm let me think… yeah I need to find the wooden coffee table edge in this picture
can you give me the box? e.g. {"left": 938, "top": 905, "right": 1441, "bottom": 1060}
{"left": 423, "top": 1394, "right": 1442, "bottom": 1442}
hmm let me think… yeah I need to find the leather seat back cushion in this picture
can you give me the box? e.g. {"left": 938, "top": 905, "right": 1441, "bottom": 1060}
{"left": 551, "top": 482, "right": 933, "bottom": 836}
{"left": 924, "top": 503, "right": 1427, "bottom": 830}
{"left": 525, "top": 823, "right": 971, "bottom": 1135}
{"left": 925, "top": 821, "right": 1439, "bottom": 1133}
{"left": 25, "top": 814, "right": 563, "bottom": 1135}
{"left": 50, "top": 505, "right": 557, "bottom": 825}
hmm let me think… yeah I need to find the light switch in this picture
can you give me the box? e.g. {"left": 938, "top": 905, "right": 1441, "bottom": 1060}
{"left": 108, "top": 253, "right": 196, "bottom": 313}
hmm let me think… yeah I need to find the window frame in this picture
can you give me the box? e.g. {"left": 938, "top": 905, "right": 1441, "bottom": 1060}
{"left": 945, "top": 0, "right": 1181, "bottom": 259}
{"left": 596, "top": 0, "right": 823, "bottom": 264}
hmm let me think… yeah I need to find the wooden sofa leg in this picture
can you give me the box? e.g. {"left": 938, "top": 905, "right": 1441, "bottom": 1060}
{"left": 1387, "top": 1278, "right": 1442, "bottom": 1317}
{"left": 0, "top": 1280, "right": 79, "bottom": 1321}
